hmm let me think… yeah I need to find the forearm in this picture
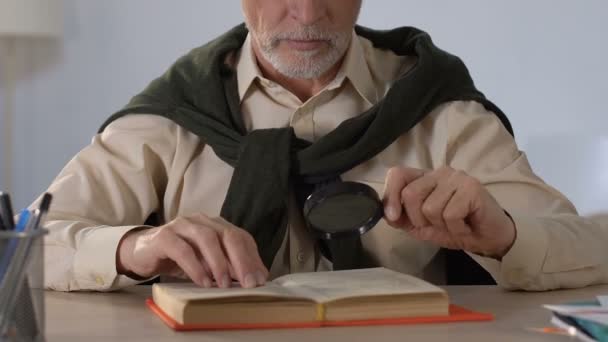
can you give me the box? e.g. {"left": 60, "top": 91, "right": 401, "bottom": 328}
{"left": 470, "top": 212, "right": 608, "bottom": 291}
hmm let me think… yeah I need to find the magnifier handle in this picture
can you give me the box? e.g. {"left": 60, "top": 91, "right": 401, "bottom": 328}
{"left": 327, "top": 236, "right": 366, "bottom": 270}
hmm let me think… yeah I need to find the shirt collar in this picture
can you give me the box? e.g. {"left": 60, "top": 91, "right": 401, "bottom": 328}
{"left": 331, "top": 31, "right": 379, "bottom": 105}
{"left": 236, "top": 34, "right": 264, "bottom": 101}
{"left": 235, "top": 31, "right": 378, "bottom": 105}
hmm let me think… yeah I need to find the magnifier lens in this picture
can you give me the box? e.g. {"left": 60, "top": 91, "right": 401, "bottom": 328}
{"left": 304, "top": 182, "right": 383, "bottom": 239}
{"left": 308, "top": 194, "right": 379, "bottom": 233}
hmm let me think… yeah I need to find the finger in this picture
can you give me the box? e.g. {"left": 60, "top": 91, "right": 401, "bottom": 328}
{"left": 421, "top": 179, "right": 458, "bottom": 229}
{"left": 408, "top": 225, "right": 444, "bottom": 242}
{"left": 221, "top": 228, "right": 267, "bottom": 288}
{"left": 244, "top": 237, "right": 269, "bottom": 281}
{"left": 401, "top": 175, "right": 437, "bottom": 228}
{"left": 443, "top": 186, "right": 474, "bottom": 241}
{"left": 383, "top": 167, "right": 426, "bottom": 221}
{"left": 384, "top": 213, "right": 413, "bottom": 229}
{"left": 206, "top": 216, "right": 268, "bottom": 271}
{"left": 228, "top": 263, "right": 237, "bottom": 283}
{"left": 199, "top": 215, "right": 268, "bottom": 286}
{"left": 167, "top": 268, "right": 188, "bottom": 279}
{"left": 185, "top": 215, "right": 234, "bottom": 285}
{"left": 176, "top": 222, "right": 231, "bottom": 289}
{"left": 167, "top": 259, "right": 210, "bottom": 281}
{"left": 408, "top": 225, "right": 463, "bottom": 251}
{"left": 158, "top": 231, "right": 212, "bottom": 288}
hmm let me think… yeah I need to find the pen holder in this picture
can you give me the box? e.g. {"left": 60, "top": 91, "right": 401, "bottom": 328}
{"left": 0, "top": 229, "right": 47, "bottom": 342}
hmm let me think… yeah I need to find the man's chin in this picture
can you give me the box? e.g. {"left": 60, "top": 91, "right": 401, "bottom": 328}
{"left": 263, "top": 48, "right": 340, "bottom": 79}
{"left": 273, "top": 61, "right": 326, "bottom": 80}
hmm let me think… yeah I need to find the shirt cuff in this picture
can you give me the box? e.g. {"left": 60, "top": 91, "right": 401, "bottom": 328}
{"left": 469, "top": 213, "right": 549, "bottom": 290}
{"left": 72, "top": 225, "right": 153, "bottom": 291}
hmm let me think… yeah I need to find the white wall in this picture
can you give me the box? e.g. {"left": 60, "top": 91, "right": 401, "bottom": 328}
{"left": 1, "top": 0, "right": 607, "bottom": 212}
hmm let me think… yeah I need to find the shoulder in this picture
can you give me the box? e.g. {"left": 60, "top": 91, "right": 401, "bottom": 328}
{"left": 430, "top": 101, "right": 513, "bottom": 141}
{"left": 99, "top": 114, "right": 202, "bottom": 151}
{"left": 357, "top": 35, "right": 417, "bottom": 91}
{"left": 101, "top": 114, "right": 196, "bottom": 139}
{"left": 102, "top": 114, "right": 178, "bottom": 133}
{"left": 410, "top": 100, "right": 517, "bottom": 163}
{"left": 407, "top": 100, "right": 511, "bottom": 138}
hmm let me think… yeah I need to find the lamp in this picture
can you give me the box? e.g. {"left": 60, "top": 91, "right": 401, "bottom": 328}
{"left": 0, "top": 0, "right": 63, "bottom": 193}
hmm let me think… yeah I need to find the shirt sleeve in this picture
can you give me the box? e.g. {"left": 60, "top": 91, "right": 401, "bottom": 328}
{"left": 38, "top": 115, "right": 179, "bottom": 291}
{"left": 443, "top": 101, "right": 608, "bottom": 290}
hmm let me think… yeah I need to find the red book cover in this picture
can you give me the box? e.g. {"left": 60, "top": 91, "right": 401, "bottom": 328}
{"left": 146, "top": 298, "right": 493, "bottom": 331}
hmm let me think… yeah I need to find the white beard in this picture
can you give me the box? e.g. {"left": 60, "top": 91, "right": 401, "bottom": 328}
{"left": 252, "top": 26, "right": 351, "bottom": 80}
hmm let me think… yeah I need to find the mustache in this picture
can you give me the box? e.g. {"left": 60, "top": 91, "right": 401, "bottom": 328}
{"left": 270, "top": 26, "right": 341, "bottom": 43}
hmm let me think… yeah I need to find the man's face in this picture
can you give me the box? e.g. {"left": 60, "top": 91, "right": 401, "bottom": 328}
{"left": 242, "top": 0, "right": 362, "bottom": 80}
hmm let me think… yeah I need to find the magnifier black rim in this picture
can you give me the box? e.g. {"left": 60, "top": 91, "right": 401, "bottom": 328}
{"left": 303, "top": 181, "right": 384, "bottom": 240}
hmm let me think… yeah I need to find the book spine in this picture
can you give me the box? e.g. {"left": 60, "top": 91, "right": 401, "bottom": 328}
{"left": 316, "top": 303, "right": 326, "bottom": 321}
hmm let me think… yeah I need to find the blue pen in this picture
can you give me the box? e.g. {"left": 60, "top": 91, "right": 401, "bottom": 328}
{"left": 14, "top": 210, "right": 30, "bottom": 232}
{"left": 0, "top": 195, "right": 51, "bottom": 335}
{"left": 0, "top": 210, "right": 31, "bottom": 284}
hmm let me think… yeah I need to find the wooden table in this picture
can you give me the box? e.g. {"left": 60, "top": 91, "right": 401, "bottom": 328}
{"left": 45, "top": 285, "right": 608, "bottom": 341}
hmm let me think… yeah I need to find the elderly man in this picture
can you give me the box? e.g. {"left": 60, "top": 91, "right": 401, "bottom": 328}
{"left": 40, "top": 0, "right": 607, "bottom": 292}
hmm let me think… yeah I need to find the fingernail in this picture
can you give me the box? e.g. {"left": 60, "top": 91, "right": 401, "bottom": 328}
{"left": 202, "top": 277, "right": 212, "bottom": 288}
{"left": 220, "top": 274, "right": 231, "bottom": 288}
{"left": 243, "top": 273, "right": 256, "bottom": 288}
{"left": 385, "top": 206, "right": 398, "bottom": 221}
{"left": 255, "top": 271, "right": 267, "bottom": 285}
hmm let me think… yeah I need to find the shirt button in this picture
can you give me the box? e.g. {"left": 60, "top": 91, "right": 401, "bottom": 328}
{"left": 505, "top": 269, "right": 526, "bottom": 283}
{"left": 95, "top": 275, "right": 105, "bottom": 286}
{"left": 297, "top": 252, "right": 306, "bottom": 263}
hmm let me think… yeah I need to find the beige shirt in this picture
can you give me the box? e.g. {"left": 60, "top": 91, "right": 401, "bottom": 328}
{"left": 40, "top": 33, "right": 608, "bottom": 292}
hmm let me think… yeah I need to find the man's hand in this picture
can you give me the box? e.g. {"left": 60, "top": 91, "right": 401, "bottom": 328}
{"left": 383, "top": 166, "right": 516, "bottom": 259}
{"left": 116, "top": 214, "right": 268, "bottom": 288}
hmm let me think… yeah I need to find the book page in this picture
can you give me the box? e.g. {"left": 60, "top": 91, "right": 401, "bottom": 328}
{"left": 273, "top": 267, "right": 446, "bottom": 303}
{"left": 154, "top": 282, "right": 312, "bottom": 303}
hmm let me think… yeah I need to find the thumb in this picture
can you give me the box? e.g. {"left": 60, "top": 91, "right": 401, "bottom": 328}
{"left": 382, "top": 167, "right": 426, "bottom": 221}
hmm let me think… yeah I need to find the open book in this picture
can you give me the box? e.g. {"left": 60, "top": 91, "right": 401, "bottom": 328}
{"left": 148, "top": 267, "right": 492, "bottom": 330}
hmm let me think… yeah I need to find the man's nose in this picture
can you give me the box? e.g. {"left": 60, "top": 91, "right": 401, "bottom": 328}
{"left": 288, "top": 0, "right": 327, "bottom": 26}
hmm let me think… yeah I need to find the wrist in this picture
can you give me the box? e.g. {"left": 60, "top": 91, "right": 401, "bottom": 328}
{"left": 493, "top": 210, "right": 517, "bottom": 260}
{"left": 116, "top": 227, "right": 147, "bottom": 278}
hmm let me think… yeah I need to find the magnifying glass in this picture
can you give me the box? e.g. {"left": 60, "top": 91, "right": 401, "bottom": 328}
{"left": 303, "top": 181, "right": 384, "bottom": 240}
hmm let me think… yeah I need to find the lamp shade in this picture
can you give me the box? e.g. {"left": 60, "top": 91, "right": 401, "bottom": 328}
{"left": 0, "top": 0, "right": 63, "bottom": 37}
